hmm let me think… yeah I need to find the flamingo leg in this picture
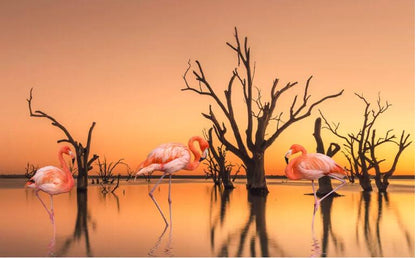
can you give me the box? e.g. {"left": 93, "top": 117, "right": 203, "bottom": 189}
{"left": 166, "top": 174, "right": 173, "bottom": 255}
{"left": 311, "top": 180, "right": 319, "bottom": 214}
{"left": 318, "top": 175, "right": 346, "bottom": 203}
{"left": 149, "top": 173, "right": 168, "bottom": 226}
{"left": 35, "top": 191, "right": 54, "bottom": 222}
{"left": 168, "top": 174, "right": 172, "bottom": 204}
{"left": 50, "top": 195, "right": 55, "bottom": 223}
{"left": 168, "top": 174, "right": 172, "bottom": 226}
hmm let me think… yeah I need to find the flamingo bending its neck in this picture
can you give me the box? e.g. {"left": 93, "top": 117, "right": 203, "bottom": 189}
{"left": 284, "top": 144, "right": 347, "bottom": 212}
{"left": 25, "top": 145, "right": 75, "bottom": 223}
{"left": 135, "top": 136, "right": 209, "bottom": 226}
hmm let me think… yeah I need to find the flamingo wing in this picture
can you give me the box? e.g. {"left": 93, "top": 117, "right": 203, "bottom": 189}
{"left": 29, "top": 166, "right": 69, "bottom": 194}
{"left": 297, "top": 153, "right": 345, "bottom": 180}
{"left": 137, "top": 143, "right": 190, "bottom": 175}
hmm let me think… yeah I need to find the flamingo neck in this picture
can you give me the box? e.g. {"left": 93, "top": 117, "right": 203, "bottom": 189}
{"left": 58, "top": 150, "right": 74, "bottom": 187}
{"left": 297, "top": 146, "right": 307, "bottom": 155}
{"left": 185, "top": 136, "right": 203, "bottom": 171}
{"left": 285, "top": 160, "right": 302, "bottom": 180}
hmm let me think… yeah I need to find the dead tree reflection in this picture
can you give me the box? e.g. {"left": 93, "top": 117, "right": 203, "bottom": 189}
{"left": 56, "top": 191, "right": 94, "bottom": 256}
{"left": 98, "top": 186, "right": 121, "bottom": 213}
{"left": 385, "top": 193, "right": 414, "bottom": 254}
{"left": 209, "top": 186, "right": 286, "bottom": 256}
{"left": 356, "top": 192, "right": 413, "bottom": 257}
{"left": 356, "top": 192, "right": 382, "bottom": 256}
{"left": 209, "top": 185, "right": 232, "bottom": 252}
{"left": 319, "top": 196, "right": 345, "bottom": 256}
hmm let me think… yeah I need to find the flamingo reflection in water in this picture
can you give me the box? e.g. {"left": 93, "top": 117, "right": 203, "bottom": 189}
{"left": 25, "top": 145, "right": 76, "bottom": 252}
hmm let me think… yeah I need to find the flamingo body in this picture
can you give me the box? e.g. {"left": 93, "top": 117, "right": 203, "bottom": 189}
{"left": 285, "top": 152, "right": 346, "bottom": 181}
{"left": 27, "top": 165, "right": 74, "bottom": 195}
{"left": 284, "top": 144, "right": 347, "bottom": 213}
{"left": 135, "top": 136, "right": 209, "bottom": 226}
{"left": 137, "top": 143, "right": 191, "bottom": 175}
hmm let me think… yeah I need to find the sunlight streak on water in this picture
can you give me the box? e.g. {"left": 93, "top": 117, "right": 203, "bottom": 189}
{"left": 0, "top": 178, "right": 414, "bottom": 257}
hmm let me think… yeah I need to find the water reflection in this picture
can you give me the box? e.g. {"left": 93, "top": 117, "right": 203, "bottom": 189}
{"left": 356, "top": 191, "right": 414, "bottom": 257}
{"left": 148, "top": 224, "right": 173, "bottom": 257}
{"left": 98, "top": 187, "right": 121, "bottom": 213}
{"left": 209, "top": 186, "right": 286, "bottom": 257}
{"left": 56, "top": 190, "right": 93, "bottom": 256}
{"left": 0, "top": 179, "right": 414, "bottom": 256}
{"left": 314, "top": 195, "right": 345, "bottom": 257}
{"left": 48, "top": 215, "right": 57, "bottom": 256}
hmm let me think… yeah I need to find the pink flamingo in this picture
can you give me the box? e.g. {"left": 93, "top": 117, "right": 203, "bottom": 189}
{"left": 284, "top": 144, "right": 347, "bottom": 212}
{"left": 25, "top": 145, "right": 76, "bottom": 223}
{"left": 135, "top": 136, "right": 209, "bottom": 226}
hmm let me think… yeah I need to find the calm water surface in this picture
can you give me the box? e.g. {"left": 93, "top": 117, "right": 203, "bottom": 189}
{"left": 0, "top": 178, "right": 414, "bottom": 257}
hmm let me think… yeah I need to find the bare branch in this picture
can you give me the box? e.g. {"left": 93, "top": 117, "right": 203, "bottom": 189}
{"left": 88, "top": 154, "right": 99, "bottom": 168}
{"left": 27, "top": 88, "right": 76, "bottom": 146}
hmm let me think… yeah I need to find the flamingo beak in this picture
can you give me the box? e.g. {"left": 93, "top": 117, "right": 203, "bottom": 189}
{"left": 284, "top": 150, "right": 292, "bottom": 164}
{"left": 69, "top": 151, "right": 75, "bottom": 165}
{"left": 200, "top": 149, "right": 209, "bottom": 162}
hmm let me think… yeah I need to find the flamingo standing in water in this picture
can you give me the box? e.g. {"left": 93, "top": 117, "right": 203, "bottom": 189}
{"left": 284, "top": 144, "right": 347, "bottom": 212}
{"left": 135, "top": 136, "right": 209, "bottom": 226}
{"left": 25, "top": 145, "right": 76, "bottom": 223}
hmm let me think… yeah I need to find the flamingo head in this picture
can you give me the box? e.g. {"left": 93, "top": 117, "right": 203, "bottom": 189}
{"left": 199, "top": 139, "right": 210, "bottom": 162}
{"left": 62, "top": 145, "right": 76, "bottom": 165}
{"left": 284, "top": 144, "right": 306, "bottom": 164}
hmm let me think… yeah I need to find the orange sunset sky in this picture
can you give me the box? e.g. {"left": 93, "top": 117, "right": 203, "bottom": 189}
{"left": 0, "top": 0, "right": 414, "bottom": 176}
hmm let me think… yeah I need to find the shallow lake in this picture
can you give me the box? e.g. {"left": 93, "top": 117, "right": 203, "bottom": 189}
{"left": 0, "top": 178, "right": 414, "bottom": 257}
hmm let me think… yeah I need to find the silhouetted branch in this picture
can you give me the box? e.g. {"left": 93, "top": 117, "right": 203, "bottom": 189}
{"left": 96, "top": 157, "right": 126, "bottom": 185}
{"left": 203, "top": 127, "right": 235, "bottom": 189}
{"left": 24, "top": 162, "right": 38, "bottom": 179}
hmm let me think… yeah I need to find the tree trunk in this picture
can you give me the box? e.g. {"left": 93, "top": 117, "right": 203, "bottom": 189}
{"left": 313, "top": 118, "right": 340, "bottom": 197}
{"left": 245, "top": 154, "right": 269, "bottom": 195}
{"left": 220, "top": 167, "right": 235, "bottom": 190}
{"left": 76, "top": 158, "right": 89, "bottom": 190}
{"left": 317, "top": 176, "right": 338, "bottom": 197}
{"left": 358, "top": 174, "right": 373, "bottom": 192}
{"left": 77, "top": 169, "right": 88, "bottom": 190}
{"left": 375, "top": 175, "right": 389, "bottom": 193}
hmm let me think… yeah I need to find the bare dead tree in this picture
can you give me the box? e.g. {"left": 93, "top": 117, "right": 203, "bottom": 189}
{"left": 96, "top": 157, "right": 125, "bottom": 184}
{"left": 125, "top": 164, "right": 134, "bottom": 181}
{"left": 312, "top": 117, "right": 341, "bottom": 196}
{"left": 24, "top": 162, "right": 38, "bottom": 179}
{"left": 182, "top": 27, "right": 343, "bottom": 195}
{"left": 320, "top": 93, "right": 411, "bottom": 192}
{"left": 368, "top": 130, "right": 411, "bottom": 192}
{"left": 232, "top": 164, "right": 244, "bottom": 182}
{"left": 100, "top": 174, "right": 121, "bottom": 194}
{"left": 27, "top": 88, "right": 99, "bottom": 191}
{"left": 203, "top": 148, "right": 221, "bottom": 185}
{"left": 203, "top": 127, "right": 235, "bottom": 189}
